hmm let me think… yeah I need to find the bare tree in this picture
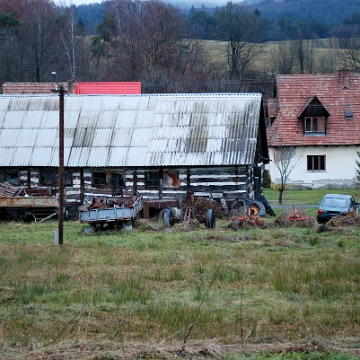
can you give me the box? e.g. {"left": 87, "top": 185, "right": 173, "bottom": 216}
{"left": 99, "top": 0, "right": 150, "bottom": 80}
{"left": 57, "top": 3, "right": 86, "bottom": 80}
{"left": 215, "top": 2, "right": 263, "bottom": 79}
{"left": 0, "top": 9, "right": 20, "bottom": 82}
{"left": 18, "top": 0, "right": 62, "bottom": 82}
{"left": 317, "top": 37, "right": 340, "bottom": 73}
{"left": 269, "top": 41, "right": 295, "bottom": 75}
{"left": 273, "top": 145, "right": 302, "bottom": 204}
{"left": 95, "top": 0, "right": 187, "bottom": 83}
{"left": 293, "top": 24, "right": 316, "bottom": 74}
{"left": 341, "top": 37, "right": 360, "bottom": 71}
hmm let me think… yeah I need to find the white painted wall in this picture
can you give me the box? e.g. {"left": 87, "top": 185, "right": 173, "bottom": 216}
{"left": 267, "top": 146, "right": 360, "bottom": 189}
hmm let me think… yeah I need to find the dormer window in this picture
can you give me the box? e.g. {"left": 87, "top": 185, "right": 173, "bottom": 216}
{"left": 298, "top": 96, "right": 329, "bottom": 136}
{"left": 305, "top": 117, "right": 325, "bottom": 133}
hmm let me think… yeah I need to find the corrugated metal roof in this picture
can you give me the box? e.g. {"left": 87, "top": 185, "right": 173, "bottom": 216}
{"left": 0, "top": 93, "right": 263, "bottom": 168}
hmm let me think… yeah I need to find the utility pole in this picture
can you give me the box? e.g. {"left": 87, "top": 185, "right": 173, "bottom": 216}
{"left": 58, "top": 85, "right": 66, "bottom": 245}
{"left": 52, "top": 76, "right": 67, "bottom": 246}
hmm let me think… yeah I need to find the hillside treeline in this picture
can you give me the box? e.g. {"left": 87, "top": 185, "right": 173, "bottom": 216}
{"left": 1, "top": 0, "right": 360, "bottom": 94}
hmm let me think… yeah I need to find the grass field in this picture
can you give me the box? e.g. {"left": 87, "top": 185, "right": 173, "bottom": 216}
{"left": 202, "top": 38, "right": 342, "bottom": 77}
{"left": 1, "top": 189, "right": 360, "bottom": 359}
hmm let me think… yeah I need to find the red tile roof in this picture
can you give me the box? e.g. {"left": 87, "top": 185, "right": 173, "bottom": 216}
{"left": 267, "top": 72, "right": 360, "bottom": 146}
{"left": 75, "top": 82, "right": 141, "bottom": 94}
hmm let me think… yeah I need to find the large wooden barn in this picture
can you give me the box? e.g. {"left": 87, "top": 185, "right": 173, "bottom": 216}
{"left": 0, "top": 93, "right": 269, "bottom": 216}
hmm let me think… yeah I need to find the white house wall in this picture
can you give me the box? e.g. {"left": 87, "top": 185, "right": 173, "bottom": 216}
{"left": 268, "top": 146, "right": 359, "bottom": 189}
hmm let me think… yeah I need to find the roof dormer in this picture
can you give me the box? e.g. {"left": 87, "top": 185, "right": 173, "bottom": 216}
{"left": 297, "top": 96, "right": 330, "bottom": 136}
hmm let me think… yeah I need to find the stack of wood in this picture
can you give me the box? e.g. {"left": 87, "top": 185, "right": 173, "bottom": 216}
{"left": 0, "top": 182, "right": 24, "bottom": 197}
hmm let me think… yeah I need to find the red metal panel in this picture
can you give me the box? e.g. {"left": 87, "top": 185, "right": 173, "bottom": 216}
{"left": 75, "top": 82, "right": 141, "bottom": 94}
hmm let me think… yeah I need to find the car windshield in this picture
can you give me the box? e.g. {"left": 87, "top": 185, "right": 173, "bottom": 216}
{"left": 322, "top": 197, "right": 348, "bottom": 208}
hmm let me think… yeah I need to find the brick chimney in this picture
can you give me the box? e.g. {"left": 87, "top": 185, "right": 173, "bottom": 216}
{"left": 339, "top": 69, "right": 350, "bottom": 89}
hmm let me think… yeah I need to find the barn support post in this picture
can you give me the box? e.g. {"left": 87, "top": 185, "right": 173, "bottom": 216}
{"left": 133, "top": 170, "right": 137, "bottom": 195}
{"left": 254, "top": 165, "right": 262, "bottom": 199}
{"left": 186, "top": 168, "right": 191, "bottom": 191}
{"left": 159, "top": 168, "right": 163, "bottom": 200}
{"left": 80, "top": 168, "right": 84, "bottom": 204}
{"left": 27, "top": 169, "right": 31, "bottom": 188}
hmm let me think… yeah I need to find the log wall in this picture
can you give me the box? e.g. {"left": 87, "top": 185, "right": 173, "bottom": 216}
{"left": 0, "top": 165, "right": 262, "bottom": 205}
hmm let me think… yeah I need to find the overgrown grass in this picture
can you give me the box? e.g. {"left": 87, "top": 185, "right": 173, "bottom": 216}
{"left": 1, "top": 191, "right": 360, "bottom": 359}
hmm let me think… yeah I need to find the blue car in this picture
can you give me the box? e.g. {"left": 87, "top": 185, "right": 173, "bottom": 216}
{"left": 317, "top": 194, "right": 358, "bottom": 223}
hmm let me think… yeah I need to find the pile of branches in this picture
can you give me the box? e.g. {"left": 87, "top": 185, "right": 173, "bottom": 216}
{"left": 193, "top": 197, "right": 225, "bottom": 219}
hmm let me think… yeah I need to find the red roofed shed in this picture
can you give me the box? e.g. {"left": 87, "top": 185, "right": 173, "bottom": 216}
{"left": 76, "top": 82, "right": 141, "bottom": 94}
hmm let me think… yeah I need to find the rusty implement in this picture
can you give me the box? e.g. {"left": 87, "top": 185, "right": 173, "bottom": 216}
{"left": 288, "top": 207, "right": 314, "bottom": 221}
{"left": 0, "top": 196, "right": 58, "bottom": 208}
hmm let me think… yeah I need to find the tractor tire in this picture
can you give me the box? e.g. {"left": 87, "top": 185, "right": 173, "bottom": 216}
{"left": 205, "top": 209, "right": 216, "bottom": 229}
{"left": 248, "top": 199, "right": 266, "bottom": 217}
{"left": 162, "top": 208, "right": 172, "bottom": 228}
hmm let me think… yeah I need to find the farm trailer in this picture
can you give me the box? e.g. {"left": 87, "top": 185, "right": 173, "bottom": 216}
{"left": 0, "top": 182, "right": 59, "bottom": 221}
{"left": 79, "top": 196, "right": 143, "bottom": 231}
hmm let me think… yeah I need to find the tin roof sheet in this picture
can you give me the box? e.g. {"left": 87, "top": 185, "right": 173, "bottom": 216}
{"left": 0, "top": 93, "right": 264, "bottom": 168}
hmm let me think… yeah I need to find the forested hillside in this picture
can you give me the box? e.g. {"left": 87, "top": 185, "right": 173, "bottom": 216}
{"left": 1, "top": 0, "right": 360, "bottom": 93}
{"left": 247, "top": 0, "right": 360, "bottom": 27}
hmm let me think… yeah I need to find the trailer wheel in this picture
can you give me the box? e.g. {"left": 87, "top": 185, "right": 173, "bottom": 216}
{"left": 205, "top": 209, "right": 216, "bottom": 229}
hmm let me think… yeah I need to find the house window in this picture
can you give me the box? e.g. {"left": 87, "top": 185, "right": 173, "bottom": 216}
{"left": 5, "top": 171, "right": 19, "bottom": 185}
{"left": 40, "top": 170, "right": 55, "bottom": 185}
{"left": 55, "top": 171, "right": 72, "bottom": 186}
{"left": 145, "top": 172, "right": 159, "bottom": 188}
{"left": 305, "top": 117, "right": 325, "bottom": 133}
{"left": 307, "top": 155, "right": 325, "bottom": 171}
{"left": 111, "top": 172, "right": 124, "bottom": 188}
{"left": 93, "top": 171, "right": 107, "bottom": 186}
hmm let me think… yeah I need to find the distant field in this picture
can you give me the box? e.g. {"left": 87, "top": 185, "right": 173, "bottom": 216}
{"left": 202, "top": 38, "right": 343, "bottom": 76}
{"left": 1, "top": 188, "right": 360, "bottom": 359}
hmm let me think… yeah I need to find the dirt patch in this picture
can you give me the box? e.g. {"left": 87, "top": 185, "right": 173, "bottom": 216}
{"left": 8, "top": 340, "right": 360, "bottom": 360}
{"left": 326, "top": 210, "right": 360, "bottom": 227}
{"left": 172, "top": 219, "right": 201, "bottom": 232}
